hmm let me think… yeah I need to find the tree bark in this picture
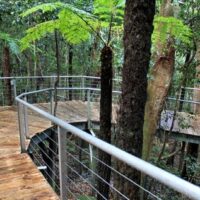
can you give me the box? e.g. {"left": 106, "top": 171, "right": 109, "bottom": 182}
{"left": 142, "top": 0, "right": 175, "bottom": 161}
{"left": 97, "top": 45, "right": 113, "bottom": 200}
{"left": 2, "top": 46, "right": 12, "bottom": 105}
{"left": 193, "top": 41, "right": 200, "bottom": 114}
{"left": 53, "top": 30, "right": 61, "bottom": 116}
{"left": 114, "top": 1, "right": 155, "bottom": 199}
{"left": 68, "top": 45, "right": 73, "bottom": 100}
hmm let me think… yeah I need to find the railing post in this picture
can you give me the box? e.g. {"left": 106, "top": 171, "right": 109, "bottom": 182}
{"left": 51, "top": 76, "right": 54, "bottom": 87}
{"left": 11, "top": 79, "right": 17, "bottom": 105}
{"left": 81, "top": 76, "right": 85, "bottom": 101}
{"left": 23, "top": 96, "right": 29, "bottom": 139}
{"left": 58, "top": 126, "right": 68, "bottom": 200}
{"left": 17, "top": 102, "right": 26, "bottom": 153}
{"left": 87, "top": 89, "right": 91, "bottom": 129}
{"left": 50, "top": 90, "right": 54, "bottom": 115}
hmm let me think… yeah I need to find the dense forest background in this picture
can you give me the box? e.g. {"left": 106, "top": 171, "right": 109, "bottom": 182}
{"left": 0, "top": 0, "right": 198, "bottom": 85}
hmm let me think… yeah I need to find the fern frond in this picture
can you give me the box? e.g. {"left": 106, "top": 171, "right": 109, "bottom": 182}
{"left": 152, "top": 16, "right": 192, "bottom": 47}
{"left": 0, "top": 32, "right": 20, "bottom": 55}
{"left": 58, "top": 9, "right": 92, "bottom": 44}
{"left": 20, "top": 20, "right": 59, "bottom": 51}
{"left": 94, "top": 0, "right": 124, "bottom": 27}
{"left": 21, "top": 2, "right": 64, "bottom": 17}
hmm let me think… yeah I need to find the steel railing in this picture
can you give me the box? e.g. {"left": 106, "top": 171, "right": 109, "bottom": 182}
{"left": 15, "top": 87, "right": 200, "bottom": 200}
{"left": 1, "top": 75, "right": 200, "bottom": 109}
{"left": 0, "top": 76, "right": 122, "bottom": 106}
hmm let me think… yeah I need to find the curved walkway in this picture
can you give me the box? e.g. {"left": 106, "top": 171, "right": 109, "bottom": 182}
{"left": 0, "top": 107, "right": 59, "bottom": 200}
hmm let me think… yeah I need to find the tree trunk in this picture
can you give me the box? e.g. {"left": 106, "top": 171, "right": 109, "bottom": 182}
{"left": 97, "top": 45, "right": 113, "bottom": 200}
{"left": 114, "top": 1, "right": 155, "bottom": 199}
{"left": 166, "top": 141, "right": 177, "bottom": 166}
{"left": 51, "top": 30, "right": 60, "bottom": 190}
{"left": 179, "top": 141, "right": 186, "bottom": 171}
{"left": 142, "top": 0, "right": 175, "bottom": 161}
{"left": 68, "top": 45, "right": 73, "bottom": 100}
{"left": 53, "top": 30, "right": 61, "bottom": 116}
{"left": 193, "top": 41, "right": 200, "bottom": 114}
{"left": 2, "top": 46, "right": 12, "bottom": 105}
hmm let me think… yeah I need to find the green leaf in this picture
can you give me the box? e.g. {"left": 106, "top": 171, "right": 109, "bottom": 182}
{"left": 20, "top": 20, "right": 59, "bottom": 51}
{"left": 0, "top": 32, "right": 20, "bottom": 55}
{"left": 21, "top": 2, "right": 64, "bottom": 17}
{"left": 94, "top": 0, "right": 124, "bottom": 27}
{"left": 77, "top": 195, "right": 96, "bottom": 200}
{"left": 152, "top": 16, "right": 193, "bottom": 47}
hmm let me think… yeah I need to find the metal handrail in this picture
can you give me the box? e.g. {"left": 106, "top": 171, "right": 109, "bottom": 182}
{"left": 0, "top": 75, "right": 100, "bottom": 80}
{"left": 16, "top": 87, "right": 200, "bottom": 200}
{"left": 0, "top": 75, "right": 199, "bottom": 108}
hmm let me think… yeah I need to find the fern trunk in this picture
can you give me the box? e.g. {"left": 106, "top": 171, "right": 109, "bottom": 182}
{"left": 97, "top": 45, "right": 112, "bottom": 200}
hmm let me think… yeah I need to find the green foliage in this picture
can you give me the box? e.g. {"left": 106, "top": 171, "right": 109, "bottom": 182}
{"left": 20, "top": 2, "right": 64, "bottom": 17}
{"left": 184, "top": 155, "right": 200, "bottom": 183}
{"left": 20, "top": 2, "right": 96, "bottom": 50}
{"left": 20, "top": 20, "right": 59, "bottom": 50}
{"left": 77, "top": 195, "right": 96, "bottom": 200}
{"left": 152, "top": 16, "right": 192, "bottom": 47}
{"left": 20, "top": 0, "right": 125, "bottom": 51}
{"left": 94, "top": 0, "right": 124, "bottom": 27}
{"left": 58, "top": 9, "right": 93, "bottom": 44}
{"left": 0, "top": 32, "right": 20, "bottom": 55}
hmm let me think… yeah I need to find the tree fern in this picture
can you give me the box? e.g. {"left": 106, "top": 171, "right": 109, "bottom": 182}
{"left": 94, "top": 0, "right": 124, "bottom": 27}
{"left": 20, "top": 2, "right": 98, "bottom": 50}
{"left": 58, "top": 9, "right": 93, "bottom": 44}
{"left": 20, "top": 2, "right": 64, "bottom": 18}
{"left": 0, "top": 32, "right": 20, "bottom": 55}
{"left": 20, "top": 20, "right": 59, "bottom": 50}
{"left": 20, "top": 0, "right": 125, "bottom": 50}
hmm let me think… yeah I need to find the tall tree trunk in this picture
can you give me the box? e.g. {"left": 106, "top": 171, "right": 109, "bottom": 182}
{"left": 53, "top": 30, "right": 60, "bottom": 116}
{"left": 68, "top": 45, "right": 73, "bottom": 100}
{"left": 2, "top": 46, "right": 12, "bottom": 105}
{"left": 50, "top": 30, "right": 60, "bottom": 190}
{"left": 143, "top": 46, "right": 175, "bottom": 160}
{"left": 193, "top": 41, "right": 200, "bottom": 114}
{"left": 114, "top": 1, "right": 155, "bottom": 199}
{"left": 97, "top": 45, "right": 113, "bottom": 200}
{"left": 142, "top": 0, "right": 175, "bottom": 161}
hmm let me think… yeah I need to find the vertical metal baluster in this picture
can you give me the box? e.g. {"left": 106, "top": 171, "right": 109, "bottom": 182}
{"left": 23, "top": 96, "right": 29, "bottom": 139}
{"left": 12, "top": 79, "right": 17, "bottom": 105}
{"left": 58, "top": 126, "right": 68, "bottom": 200}
{"left": 50, "top": 90, "right": 54, "bottom": 115}
{"left": 87, "top": 89, "right": 91, "bottom": 129}
{"left": 81, "top": 76, "right": 85, "bottom": 101}
{"left": 17, "top": 102, "right": 26, "bottom": 153}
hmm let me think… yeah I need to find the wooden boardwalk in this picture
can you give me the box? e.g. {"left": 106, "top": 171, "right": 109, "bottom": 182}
{"left": 0, "top": 101, "right": 199, "bottom": 200}
{"left": 0, "top": 107, "right": 59, "bottom": 200}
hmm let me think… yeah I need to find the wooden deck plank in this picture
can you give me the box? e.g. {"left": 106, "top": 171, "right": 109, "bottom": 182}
{"left": 0, "top": 107, "right": 59, "bottom": 200}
